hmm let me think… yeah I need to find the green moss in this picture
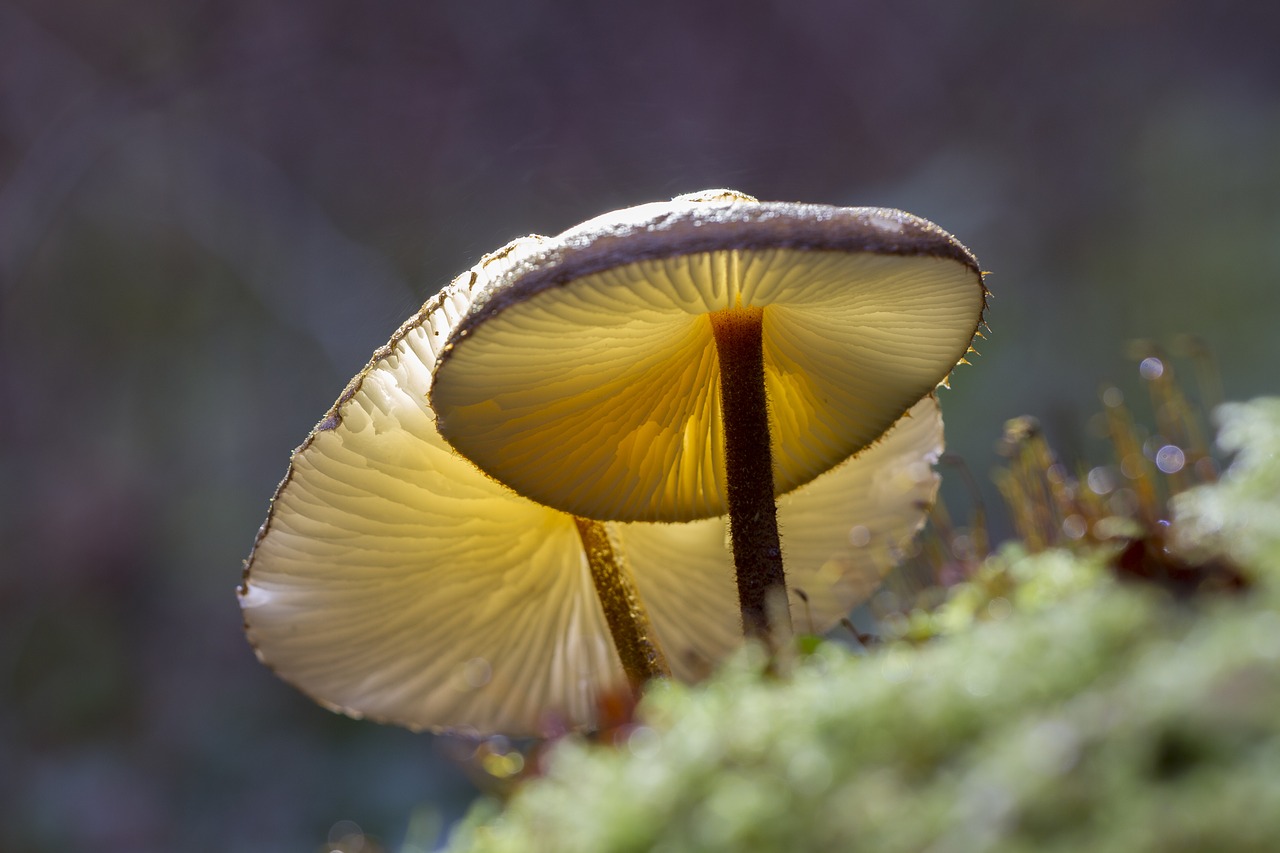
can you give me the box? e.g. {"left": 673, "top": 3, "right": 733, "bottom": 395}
{"left": 445, "top": 398, "right": 1280, "bottom": 853}
{"left": 1173, "top": 397, "right": 1280, "bottom": 578}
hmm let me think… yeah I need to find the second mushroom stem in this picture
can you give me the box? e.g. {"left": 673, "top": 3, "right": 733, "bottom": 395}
{"left": 708, "top": 305, "right": 793, "bottom": 644}
{"left": 574, "top": 517, "right": 671, "bottom": 690}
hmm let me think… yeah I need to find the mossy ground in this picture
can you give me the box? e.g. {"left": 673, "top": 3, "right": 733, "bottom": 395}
{"left": 444, "top": 399, "right": 1280, "bottom": 853}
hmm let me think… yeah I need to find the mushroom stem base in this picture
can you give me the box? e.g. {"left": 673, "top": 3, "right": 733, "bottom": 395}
{"left": 709, "top": 306, "right": 793, "bottom": 645}
{"left": 574, "top": 517, "right": 672, "bottom": 691}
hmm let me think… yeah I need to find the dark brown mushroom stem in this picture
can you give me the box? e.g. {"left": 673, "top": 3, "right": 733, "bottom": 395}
{"left": 708, "top": 306, "right": 793, "bottom": 643}
{"left": 573, "top": 517, "right": 672, "bottom": 689}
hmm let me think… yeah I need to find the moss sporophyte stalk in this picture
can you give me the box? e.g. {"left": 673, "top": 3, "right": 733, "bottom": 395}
{"left": 241, "top": 190, "right": 982, "bottom": 734}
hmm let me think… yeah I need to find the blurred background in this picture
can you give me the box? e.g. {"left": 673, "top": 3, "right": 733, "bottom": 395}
{"left": 2, "top": 0, "right": 1278, "bottom": 849}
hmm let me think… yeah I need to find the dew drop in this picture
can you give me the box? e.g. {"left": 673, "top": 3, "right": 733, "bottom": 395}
{"left": 1155, "top": 445, "right": 1186, "bottom": 474}
{"left": 985, "top": 597, "right": 1013, "bottom": 620}
{"left": 627, "top": 726, "right": 660, "bottom": 757}
{"left": 1086, "top": 466, "right": 1116, "bottom": 495}
{"left": 1139, "top": 357, "right": 1164, "bottom": 380}
{"left": 848, "top": 525, "right": 871, "bottom": 547}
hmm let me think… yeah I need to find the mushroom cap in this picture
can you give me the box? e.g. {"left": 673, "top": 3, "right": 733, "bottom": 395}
{"left": 240, "top": 240, "right": 946, "bottom": 736}
{"left": 430, "top": 191, "right": 984, "bottom": 523}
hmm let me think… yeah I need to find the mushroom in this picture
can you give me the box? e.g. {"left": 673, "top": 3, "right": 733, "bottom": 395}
{"left": 430, "top": 190, "right": 986, "bottom": 640}
{"left": 240, "top": 234, "right": 949, "bottom": 735}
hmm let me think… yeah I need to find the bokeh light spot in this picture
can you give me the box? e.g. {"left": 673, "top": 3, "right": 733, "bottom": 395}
{"left": 1155, "top": 445, "right": 1186, "bottom": 474}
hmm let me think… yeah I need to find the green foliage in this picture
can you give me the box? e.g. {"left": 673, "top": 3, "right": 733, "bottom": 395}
{"left": 444, "top": 398, "right": 1280, "bottom": 853}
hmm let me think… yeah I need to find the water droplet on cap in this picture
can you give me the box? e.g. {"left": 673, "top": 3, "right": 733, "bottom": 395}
{"left": 1139, "top": 357, "right": 1164, "bottom": 380}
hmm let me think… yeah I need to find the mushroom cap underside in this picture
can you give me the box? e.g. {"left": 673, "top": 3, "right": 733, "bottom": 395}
{"left": 241, "top": 255, "right": 946, "bottom": 735}
{"left": 431, "top": 195, "right": 983, "bottom": 523}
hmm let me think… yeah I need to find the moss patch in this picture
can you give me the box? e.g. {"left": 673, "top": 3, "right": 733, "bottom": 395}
{"left": 445, "top": 398, "right": 1280, "bottom": 853}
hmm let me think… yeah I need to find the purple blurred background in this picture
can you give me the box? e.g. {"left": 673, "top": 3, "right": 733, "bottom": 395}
{"left": 2, "top": 0, "right": 1278, "bottom": 849}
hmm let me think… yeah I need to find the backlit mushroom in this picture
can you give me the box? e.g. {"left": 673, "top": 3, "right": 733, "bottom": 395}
{"left": 240, "top": 235, "right": 949, "bottom": 735}
{"left": 430, "top": 190, "right": 986, "bottom": 639}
